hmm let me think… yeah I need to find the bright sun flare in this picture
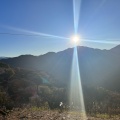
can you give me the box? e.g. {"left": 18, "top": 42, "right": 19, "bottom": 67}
{"left": 71, "top": 35, "right": 80, "bottom": 45}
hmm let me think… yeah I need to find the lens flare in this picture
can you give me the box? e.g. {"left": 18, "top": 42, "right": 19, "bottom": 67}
{"left": 4, "top": 26, "right": 70, "bottom": 40}
{"left": 73, "top": 0, "right": 82, "bottom": 33}
{"left": 71, "top": 35, "right": 81, "bottom": 46}
{"left": 70, "top": 0, "right": 87, "bottom": 119}
{"left": 69, "top": 47, "right": 87, "bottom": 119}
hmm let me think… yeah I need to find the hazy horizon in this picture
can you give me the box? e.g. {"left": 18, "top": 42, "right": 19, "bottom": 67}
{"left": 0, "top": 44, "right": 119, "bottom": 58}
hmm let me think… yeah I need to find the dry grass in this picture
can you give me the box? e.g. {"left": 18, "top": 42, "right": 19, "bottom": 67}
{"left": 0, "top": 108, "right": 120, "bottom": 120}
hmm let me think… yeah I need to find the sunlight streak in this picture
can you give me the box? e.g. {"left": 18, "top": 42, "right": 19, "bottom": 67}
{"left": 70, "top": 0, "right": 87, "bottom": 119}
{"left": 4, "top": 26, "right": 70, "bottom": 40}
{"left": 69, "top": 47, "right": 87, "bottom": 119}
{"left": 2, "top": 26, "right": 120, "bottom": 45}
{"left": 82, "top": 38, "right": 120, "bottom": 45}
{"left": 22, "top": 29, "right": 69, "bottom": 40}
{"left": 83, "top": 0, "right": 107, "bottom": 29}
{"left": 73, "top": 0, "right": 82, "bottom": 34}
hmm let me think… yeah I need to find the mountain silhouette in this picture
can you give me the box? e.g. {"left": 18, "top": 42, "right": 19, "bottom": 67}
{"left": 1, "top": 45, "right": 120, "bottom": 92}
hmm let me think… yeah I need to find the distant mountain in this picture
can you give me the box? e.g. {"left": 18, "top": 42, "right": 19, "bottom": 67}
{"left": 110, "top": 45, "right": 120, "bottom": 53}
{"left": 0, "top": 57, "right": 9, "bottom": 60}
{"left": 0, "top": 62, "right": 61, "bottom": 108}
{"left": 1, "top": 45, "right": 120, "bottom": 92}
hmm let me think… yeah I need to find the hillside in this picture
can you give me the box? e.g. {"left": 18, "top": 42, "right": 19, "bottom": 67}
{"left": 1, "top": 45, "right": 120, "bottom": 92}
{"left": 0, "top": 62, "right": 60, "bottom": 108}
{"left": 0, "top": 62, "right": 120, "bottom": 117}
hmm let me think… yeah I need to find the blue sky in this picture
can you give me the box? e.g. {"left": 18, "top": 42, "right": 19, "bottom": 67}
{"left": 0, "top": 0, "right": 120, "bottom": 57}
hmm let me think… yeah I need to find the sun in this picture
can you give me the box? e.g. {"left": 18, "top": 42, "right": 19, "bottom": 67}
{"left": 71, "top": 34, "right": 80, "bottom": 45}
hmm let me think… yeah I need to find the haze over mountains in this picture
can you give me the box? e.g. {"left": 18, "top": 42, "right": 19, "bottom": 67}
{"left": 1, "top": 45, "right": 120, "bottom": 92}
{"left": 0, "top": 57, "right": 9, "bottom": 60}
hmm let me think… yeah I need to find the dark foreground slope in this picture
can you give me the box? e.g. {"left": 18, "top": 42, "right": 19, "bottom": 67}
{"left": 0, "top": 61, "right": 120, "bottom": 116}
{"left": 1, "top": 45, "right": 120, "bottom": 92}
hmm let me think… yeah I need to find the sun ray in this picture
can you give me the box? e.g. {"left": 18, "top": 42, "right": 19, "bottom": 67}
{"left": 83, "top": 0, "right": 107, "bottom": 29}
{"left": 3, "top": 26, "right": 70, "bottom": 40}
{"left": 1, "top": 26, "right": 120, "bottom": 45}
{"left": 70, "top": 0, "right": 88, "bottom": 119}
{"left": 69, "top": 47, "right": 87, "bottom": 119}
{"left": 82, "top": 38, "right": 120, "bottom": 45}
{"left": 73, "top": 0, "right": 82, "bottom": 34}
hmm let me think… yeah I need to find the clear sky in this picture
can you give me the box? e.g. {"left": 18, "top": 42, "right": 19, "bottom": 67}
{"left": 0, "top": 0, "right": 120, "bottom": 57}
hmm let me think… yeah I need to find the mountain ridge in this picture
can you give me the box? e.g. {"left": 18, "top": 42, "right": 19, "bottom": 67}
{"left": 1, "top": 45, "right": 120, "bottom": 92}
